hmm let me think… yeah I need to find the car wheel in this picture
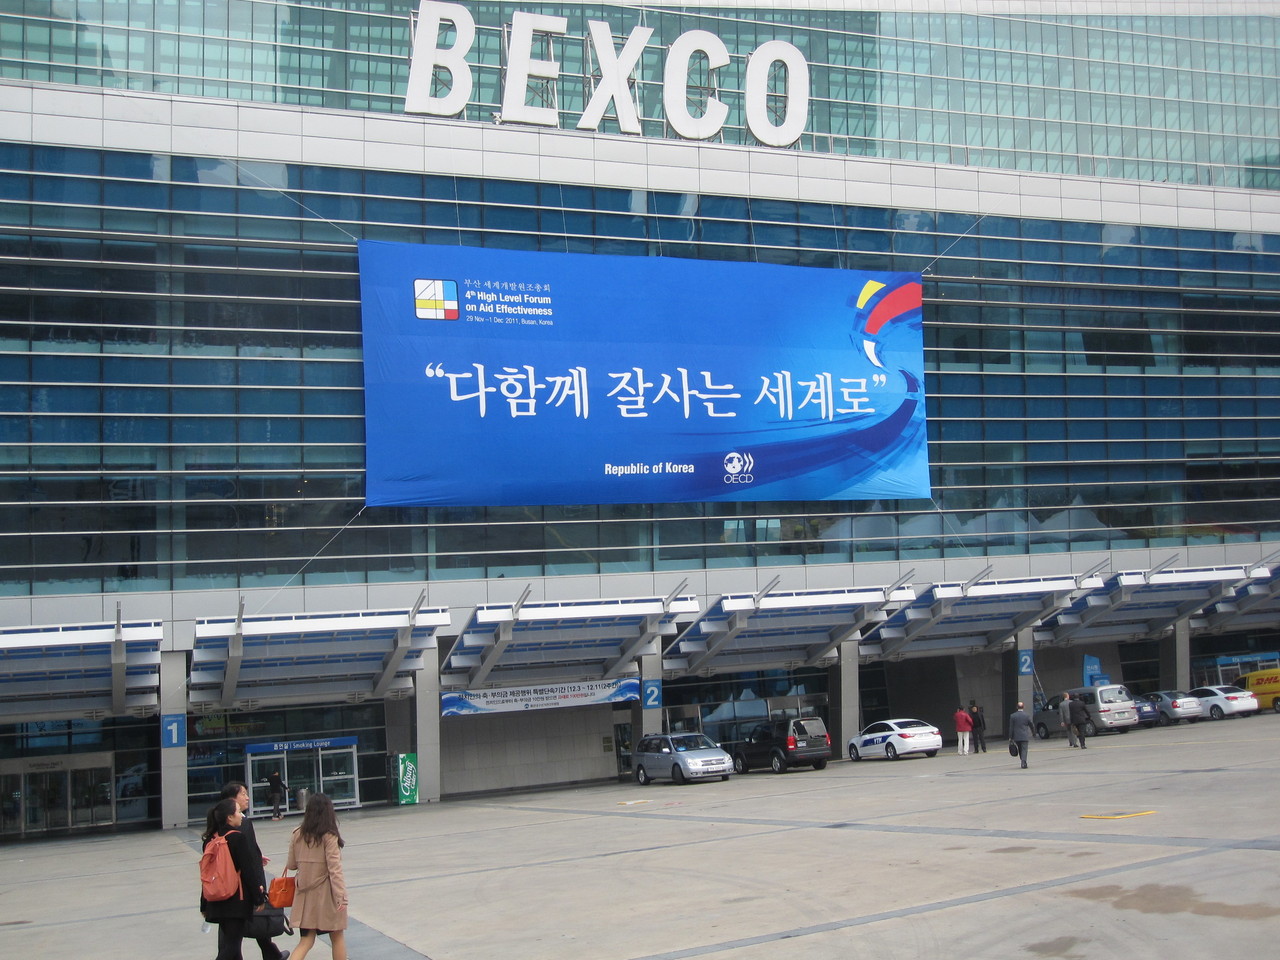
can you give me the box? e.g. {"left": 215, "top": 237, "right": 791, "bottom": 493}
{"left": 885, "top": 743, "right": 899, "bottom": 760}
{"left": 1274, "top": 700, "right": 1280, "bottom": 714}
{"left": 635, "top": 765, "right": 650, "bottom": 785}
{"left": 1210, "top": 705, "right": 1224, "bottom": 720}
{"left": 811, "top": 759, "right": 828, "bottom": 771}
{"left": 672, "top": 764, "right": 686, "bottom": 785}
{"left": 1156, "top": 713, "right": 1169, "bottom": 727}
{"left": 925, "top": 750, "right": 937, "bottom": 758}
{"left": 720, "top": 774, "right": 730, "bottom": 781}
{"left": 1035, "top": 722, "right": 1049, "bottom": 740}
{"left": 1083, "top": 720, "right": 1097, "bottom": 737}
{"left": 848, "top": 744, "right": 861, "bottom": 762}
{"left": 732, "top": 754, "right": 748, "bottom": 775}
{"left": 770, "top": 753, "right": 788, "bottom": 774}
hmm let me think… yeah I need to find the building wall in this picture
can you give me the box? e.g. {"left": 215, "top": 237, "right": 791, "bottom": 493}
{"left": 439, "top": 704, "right": 620, "bottom": 796}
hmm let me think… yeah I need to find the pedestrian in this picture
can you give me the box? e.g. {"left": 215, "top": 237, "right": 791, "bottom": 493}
{"left": 1008, "top": 701, "right": 1033, "bottom": 768}
{"left": 222, "top": 782, "right": 290, "bottom": 960}
{"left": 201, "top": 797, "right": 268, "bottom": 960}
{"left": 969, "top": 704, "right": 987, "bottom": 753}
{"left": 267, "top": 770, "right": 289, "bottom": 820}
{"left": 1069, "top": 695, "right": 1090, "bottom": 749}
{"left": 286, "top": 793, "right": 348, "bottom": 960}
{"left": 953, "top": 705, "right": 973, "bottom": 755}
{"left": 1059, "top": 692, "right": 1079, "bottom": 747}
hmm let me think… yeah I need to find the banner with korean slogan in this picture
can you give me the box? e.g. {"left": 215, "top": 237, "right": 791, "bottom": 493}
{"left": 359, "top": 240, "right": 929, "bottom": 506}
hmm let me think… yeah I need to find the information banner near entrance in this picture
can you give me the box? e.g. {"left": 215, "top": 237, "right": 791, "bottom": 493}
{"left": 396, "top": 753, "right": 419, "bottom": 805}
{"left": 441, "top": 677, "right": 641, "bottom": 716}
{"left": 359, "top": 240, "right": 928, "bottom": 506}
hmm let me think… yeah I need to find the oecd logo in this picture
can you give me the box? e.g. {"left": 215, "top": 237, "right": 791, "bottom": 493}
{"left": 723, "top": 451, "right": 755, "bottom": 484}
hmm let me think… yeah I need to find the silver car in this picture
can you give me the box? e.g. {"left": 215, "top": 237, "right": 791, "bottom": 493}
{"left": 633, "top": 733, "right": 732, "bottom": 785}
{"left": 1143, "top": 691, "right": 1202, "bottom": 725}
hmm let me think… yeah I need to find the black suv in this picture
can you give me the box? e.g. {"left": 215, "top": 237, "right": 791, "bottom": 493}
{"left": 723, "top": 717, "right": 831, "bottom": 774}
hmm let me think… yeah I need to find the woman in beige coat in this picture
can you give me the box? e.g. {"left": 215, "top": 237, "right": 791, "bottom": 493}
{"left": 285, "top": 793, "right": 348, "bottom": 960}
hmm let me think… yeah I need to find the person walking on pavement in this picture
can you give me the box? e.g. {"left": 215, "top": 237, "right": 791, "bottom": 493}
{"left": 969, "top": 704, "right": 987, "bottom": 753}
{"left": 1059, "top": 692, "right": 1079, "bottom": 747}
{"left": 286, "top": 792, "right": 349, "bottom": 960}
{"left": 1069, "top": 695, "right": 1090, "bottom": 749}
{"left": 1009, "top": 701, "right": 1033, "bottom": 768}
{"left": 267, "top": 770, "right": 289, "bottom": 820}
{"left": 953, "top": 705, "right": 973, "bottom": 755}
{"left": 221, "top": 782, "right": 290, "bottom": 960}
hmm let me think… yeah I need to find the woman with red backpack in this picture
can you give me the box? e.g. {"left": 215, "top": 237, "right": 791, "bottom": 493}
{"left": 200, "top": 797, "right": 269, "bottom": 960}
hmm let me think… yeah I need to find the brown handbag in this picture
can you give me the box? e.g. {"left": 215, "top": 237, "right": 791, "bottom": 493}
{"left": 267, "top": 870, "right": 295, "bottom": 909}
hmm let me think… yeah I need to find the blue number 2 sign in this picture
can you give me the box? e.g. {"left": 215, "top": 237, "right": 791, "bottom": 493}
{"left": 1017, "top": 650, "right": 1034, "bottom": 676}
{"left": 642, "top": 679, "right": 662, "bottom": 710}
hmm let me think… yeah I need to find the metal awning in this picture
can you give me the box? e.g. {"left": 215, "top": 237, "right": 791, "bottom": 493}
{"left": 664, "top": 578, "right": 916, "bottom": 676}
{"left": 860, "top": 570, "right": 1092, "bottom": 660}
{"left": 1190, "top": 563, "right": 1280, "bottom": 635}
{"left": 441, "top": 589, "right": 700, "bottom": 690}
{"left": 191, "top": 597, "right": 450, "bottom": 710}
{"left": 1035, "top": 562, "right": 1261, "bottom": 647}
{"left": 0, "top": 616, "right": 162, "bottom": 722}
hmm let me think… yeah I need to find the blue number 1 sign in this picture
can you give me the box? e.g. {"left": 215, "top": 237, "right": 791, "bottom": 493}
{"left": 161, "top": 714, "right": 187, "bottom": 748}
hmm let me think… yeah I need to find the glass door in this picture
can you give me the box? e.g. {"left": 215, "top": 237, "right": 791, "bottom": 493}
{"left": 26, "top": 771, "right": 69, "bottom": 831}
{"left": 248, "top": 753, "right": 287, "bottom": 818}
{"left": 70, "top": 767, "right": 113, "bottom": 827}
{"left": 1, "top": 773, "right": 22, "bottom": 837}
{"left": 318, "top": 746, "right": 359, "bottom": 808}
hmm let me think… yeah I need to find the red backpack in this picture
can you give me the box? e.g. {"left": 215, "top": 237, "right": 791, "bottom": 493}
{"left": 200, "top": 829, "right": 243, "bottom": 902}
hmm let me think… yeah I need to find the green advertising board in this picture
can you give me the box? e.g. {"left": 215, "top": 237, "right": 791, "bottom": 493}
{"left": 397, "top": 753, "right": 419, "bottom": 805}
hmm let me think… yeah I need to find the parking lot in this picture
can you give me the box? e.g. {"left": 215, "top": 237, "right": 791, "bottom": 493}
{"left": 3, "top": 714, "right": 1279, "bottom": 960}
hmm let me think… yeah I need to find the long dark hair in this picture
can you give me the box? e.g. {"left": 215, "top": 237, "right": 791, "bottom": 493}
{"left": 297, "top": 792, "right": 344, "bottom": 849}
{"left": 201, "top": 797, "right": 239, "bottom": 843}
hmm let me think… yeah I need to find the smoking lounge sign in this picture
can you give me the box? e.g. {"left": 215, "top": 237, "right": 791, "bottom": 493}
{"left": 405, "top": 1, "right": 811, "bottom": 147}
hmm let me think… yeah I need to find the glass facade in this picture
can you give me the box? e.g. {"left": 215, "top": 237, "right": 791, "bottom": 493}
{"left": 2, "top": 2, "right": 1277, "bottom": 188}
{"left": 1, "top": 138, "right": 1280, "bottom": 596}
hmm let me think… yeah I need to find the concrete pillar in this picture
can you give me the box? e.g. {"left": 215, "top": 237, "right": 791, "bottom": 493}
{"left": 1173, "top": 619, "right": 1191, "bottom": 690}
{"left": 158, "top": 629, "right": 191, "bottom": 829}
{"left": 1016, "top": 626, "right": 1035, "bottom": 719}
{"left": 414, "top": 666, "right": 442, "bottom": 802}
{"left": 836, "top": 648, "right": 861, "bottom": 751}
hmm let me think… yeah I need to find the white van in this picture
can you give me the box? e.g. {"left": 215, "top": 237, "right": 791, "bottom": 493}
{"left": 1068, "top": 684, "right": 1139, "bottom": 734}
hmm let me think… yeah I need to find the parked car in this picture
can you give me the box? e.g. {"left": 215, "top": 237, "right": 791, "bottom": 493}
{"left": 1130, "top": 692, "right": 1160, "bottom": 728}
{"left": 632, "top": 733, "right": 732, "bottom": 785}
{"left": 1233, "top": 669, "right": 1280, "bottom": 713}
{"left": 1142, "top": 691, "right": 1202, "bottom": 725}
{"left": 1188, "top": 685, "right": 1259, "bottom": 720}
{"left": 1034, "top": 684, "right": 1139, "bottom": 737}
{"left": 847, "top": 718, "right": 942, "bottom": 761}
{"left": 722, "top": 716, "right": 831, "bottom": 774}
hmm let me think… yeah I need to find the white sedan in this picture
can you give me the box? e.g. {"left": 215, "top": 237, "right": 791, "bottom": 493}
{"left": 1188, "top": 685, "right": 1259, "bottom": 720}
{"left": 848, "top": 718, "right": 943, "bottom": 761}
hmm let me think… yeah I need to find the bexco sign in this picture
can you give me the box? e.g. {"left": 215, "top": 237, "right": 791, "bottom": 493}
{"left": 405, "top": 1, "right": 810, "bottom": 147}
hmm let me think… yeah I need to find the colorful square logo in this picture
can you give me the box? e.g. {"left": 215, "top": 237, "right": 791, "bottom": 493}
{"left": 414, "top": 279, "right": 459, "bottom": 320}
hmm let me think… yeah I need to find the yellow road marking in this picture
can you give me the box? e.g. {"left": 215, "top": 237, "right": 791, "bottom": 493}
{"left": 1080, "top": 810, "right": 1156, "bottom": 820}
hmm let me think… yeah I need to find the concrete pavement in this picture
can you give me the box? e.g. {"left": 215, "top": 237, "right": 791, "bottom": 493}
{"left": 3, "top": 714, "right": 1279, "bottom": 960}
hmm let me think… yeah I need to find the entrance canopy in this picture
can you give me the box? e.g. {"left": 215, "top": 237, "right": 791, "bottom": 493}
{"left": 191, "top": 601, "right": 450, "bottom": 711}
{"left": 1034, "top": 563, "right": 1262, "bottom": 647}
{"left": 861, "top": 572, "right": 1092, "bottom": 660}
{"left": 442, "top": 592, "right": 700, "bottom": 690}
{"left": 665, "top": 581, "right": 916, "bottom": 676}
{"left": 0, "top": 618, "right": 162, "bottom": 722}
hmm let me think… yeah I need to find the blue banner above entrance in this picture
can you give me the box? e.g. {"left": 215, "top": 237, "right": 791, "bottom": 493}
{"left": 359, "top": 240, "right": 929, "bottom": 506}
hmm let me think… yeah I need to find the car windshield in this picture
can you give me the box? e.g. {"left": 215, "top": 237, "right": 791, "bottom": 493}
{"left": 1099, "top": 688, "right": 1129, "bottom": 703}
{"left": 1166, "top": 691, "right": 1189, "bottom": 699}
{"left": 897, "top": 720, "right": 930, "bottom": 729}
{"left": 671, "top": 734, "right": 718, "bottom": 752}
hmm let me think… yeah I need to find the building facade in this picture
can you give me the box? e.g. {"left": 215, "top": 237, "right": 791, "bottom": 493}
{"left": 2, "top": 1, "right": 1279, "bottom": 836}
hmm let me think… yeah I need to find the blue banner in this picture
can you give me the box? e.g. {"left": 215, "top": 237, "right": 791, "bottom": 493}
{"left": 359, "top": 241, "right": 929, "bottom": 506}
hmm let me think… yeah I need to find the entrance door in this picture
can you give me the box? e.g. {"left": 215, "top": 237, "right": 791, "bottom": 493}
{"left": 248, "top": 753, "right": 288, "bottom": 818}
{"left": 318, "top": 746, "right": 358, "bottom": 806}
{"left": 26, "top": 771, "right": 69, "bottom": 831}
{"left": 71, "top": 766, "right": 114, "bottom": 827}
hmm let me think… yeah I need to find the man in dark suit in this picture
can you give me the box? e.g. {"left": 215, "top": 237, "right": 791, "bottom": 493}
{"left": 221, "top": 782, "right": 289, "bottom": 960}
{"left": 1008, "top": 702, "right": 1033, "bottom": 769}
